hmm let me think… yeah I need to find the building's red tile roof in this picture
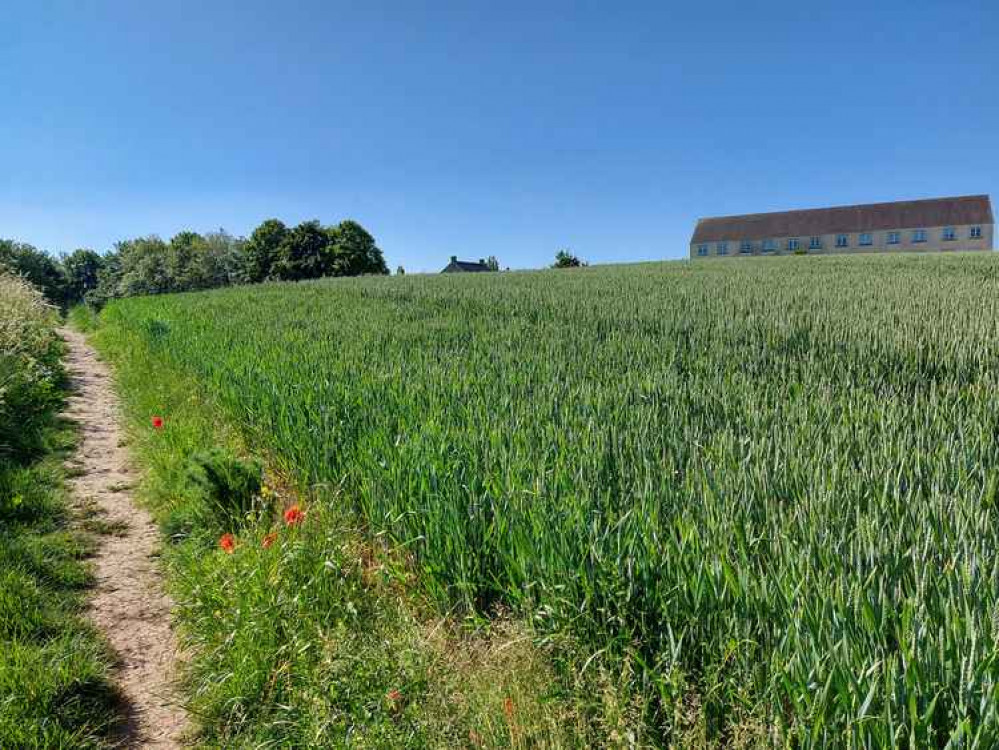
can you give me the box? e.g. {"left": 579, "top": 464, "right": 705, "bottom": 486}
{"left": 691, "top": 195, "right": 994, "bottom": 244}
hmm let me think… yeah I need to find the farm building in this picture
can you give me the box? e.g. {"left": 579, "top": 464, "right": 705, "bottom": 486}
{"left": 441, "top": 256, "right": 493, "bottom": 273}
{"left": 691, "top": 195, "right": 994, "bottom": 258}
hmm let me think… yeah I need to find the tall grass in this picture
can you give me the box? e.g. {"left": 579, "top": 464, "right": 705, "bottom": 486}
{"left": 94, "top": 254, "right": 999, "bottom": 745}
{"left": 88, "top": 306, "right": 624, "bottom": 747}
{"left": 0, "top": 274, "right": 63, "bottom": 456}
{"left": 0, "top": 275, "right": 118, "bottom": 748}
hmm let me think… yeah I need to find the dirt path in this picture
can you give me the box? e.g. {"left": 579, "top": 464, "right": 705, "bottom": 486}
{"left": 60, "top": 328, "right": 187, "bottom": 749}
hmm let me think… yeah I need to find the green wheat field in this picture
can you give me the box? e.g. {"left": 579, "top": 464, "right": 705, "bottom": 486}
{"left": 97, "top": 253, "right": 999, "bottom": 746}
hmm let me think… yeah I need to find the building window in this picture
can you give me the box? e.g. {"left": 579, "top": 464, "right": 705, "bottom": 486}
{"left": 787, "top": 238, "right": 800, "bottom": 251}
{"left": 859, "top": 233, "right": 873, "bottom": 246}
{"left": 809, "top": 236, "right": 822, "bottom": 249}
{"left": 942, "top": 227, "right": 956, "bottom": 241}
{"left": 762, "top": 239, "right": 776, "bottom": 252}
{"left": 740, "top": 240, "right": 753, "bottom": 253}
{"left": 971, "top": 226, "right": 982, "bottom": 239}
{"left": 697, "top": 244, "right": 709, "bottom": 256}
{"left": 716, "top": 242, "right": 728, "bottom": 255}
{"left": 836, "top": 234, "right": 849, "bottom": 248}
{"left": 912, "top": 229, "right": 927, "bottom": 243}
{"left": 887, "top": 231, "right": 900, "bottom": 245}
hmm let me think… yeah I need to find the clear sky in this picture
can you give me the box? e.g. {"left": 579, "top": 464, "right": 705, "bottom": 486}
{"left": 2, "top": 1, "right": 997, "bottom": 272}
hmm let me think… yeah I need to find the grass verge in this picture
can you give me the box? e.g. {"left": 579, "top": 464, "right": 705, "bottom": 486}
{"left": 1, "top": 286, "right": 118, "bottom": 748}
{"left": 74, "top": 304, "right": 646, "bottom": 747}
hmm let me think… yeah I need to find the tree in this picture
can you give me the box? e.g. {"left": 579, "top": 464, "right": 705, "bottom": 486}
{"left": 200, "top": 230, "right": 243, "bottom": 288}
{"left": 4, "top": 214, "right": 389, "bottom": 305}
{"left": 485, "top": 256, "right": 500, "bottom": 271}
{"left": 0, "top": 239, "right": 67, "bottom": 305}
{"left": 166, "top": 231, "right": 206, "bottom": 291}
{"left": 396, "top": 265, "right": 405, "bottom": 275}
{"left": 62, "top": 248, "right": 104, "bottom": 304}
{"left": 330, "top": 220, "right": 388, "bottom": 276}
{"left": 270, "top": 221, "right": 334, "bottom": 281}
{"left": 86, "top": 251, "right": 122, "bottom": 308}
{"left": 243, "top": 219, "right": 287, "bottom": 283}
{"left": 553, "top": 249, "right": 585, "bottom": 268}
{"left": 116, "top": 236, "right": 172, "bottom": 296}
{"left": 164, "top": 230, "right": 242, "bottom": 291}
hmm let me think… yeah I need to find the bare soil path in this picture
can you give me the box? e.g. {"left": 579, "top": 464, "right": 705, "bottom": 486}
{"left": 60, "top": 327, "right": 187, "bottom": 749}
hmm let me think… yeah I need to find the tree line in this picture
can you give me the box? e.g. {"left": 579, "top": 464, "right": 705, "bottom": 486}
{"left": 0, "top": 218, "right": 388, "bottom": 308}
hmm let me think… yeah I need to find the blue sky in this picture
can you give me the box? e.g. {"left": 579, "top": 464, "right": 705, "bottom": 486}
{"left": 2, "top": 1, "right": 996, "bottom": 272}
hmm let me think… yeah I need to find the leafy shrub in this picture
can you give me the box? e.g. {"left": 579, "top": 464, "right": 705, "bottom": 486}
{"left": 552, "top": 248, "right": 585, "bottom": 268}
{"left": 0, "top": 274, "right": 63, "bottom": 459}
{"left": 0, "top": 240, "right": 67, "bottom": 306}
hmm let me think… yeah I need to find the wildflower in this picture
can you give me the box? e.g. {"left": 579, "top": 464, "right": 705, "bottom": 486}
{"left": 503, "top": 696, "right": 515, "bottom": 722}
{"left": 386, "top": 688, "right": 401, "bottom": 702}
{"left": 151, "top": 416, "right": 164, "bottom": 429}
{"left": 262, "top": 532, "right": 277, "bottom": 549}
{"left": 284, "top": 505, "right": 305, "bottom": 525}
{"left": 219, "top": 533, "right": 236, "bottom": 554}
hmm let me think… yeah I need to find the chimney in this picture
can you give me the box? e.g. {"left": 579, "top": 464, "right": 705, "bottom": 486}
{"left": 450, "top": 255, "right": 457, "bottom": 263}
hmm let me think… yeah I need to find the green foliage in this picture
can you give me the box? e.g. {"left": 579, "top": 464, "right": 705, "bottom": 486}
{"left": 485, "top": 255, "right": 500, "bottom": 271}
{"left": 61, "top": 249, "right": 104, "bottom": 305}
{"left": 93, "top": 253, "right": 999, "bottom": 745}
{"left": 331, "top": 219, "right": 389, "bottom": 276}
{"left": 271, "top": 220, "right": 334, "bottom": 281}
{"left": 242, "top": 218, "right": 287, "bottom": 283}
{"left": 553, "top": 248, "right": 584, "bottom": 268}
{"left": 88, "top": 317, "right": 612, "bottom": 747}
{"left": 4, "top": 216, "right": 385, "bottom": 311}
{"left": 0, "top": 239, "right": 67, "bottom": 305}
{"left": 0, "top": 274, "right": 64, "bottom": 459}
{"left": 165, "top": 231, "right": 203, "bottom": 290}
{"left": 84, "top": 251, "right": 122, "bottom": 309}
{"left": 116, "top": 236, "right": 172, "bottom": 296}
{"left": 261, "top": 219, "right": 389, "bottom": 282}
{"left": 0, "top": 452, "right": 118, "bottom": 749}
{"left": 109, "top": 231, "right": 242, "bottom": 298}
{"left": 164, "top": 230, "right": 242, "bottom": 292}
{"left": 184, "top": 449, "right": 263, "bottom": 534}
{"left": 0, "top": 286, "right": 116, "bottom": 748}
{"left": 66, "top": 305, "right": 99, "bottom": 334}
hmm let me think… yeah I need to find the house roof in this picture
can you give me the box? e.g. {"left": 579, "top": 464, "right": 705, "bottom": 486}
{"left": 442, "top": 258, "right": 491, "bottom": 273}
{"left": 691, "top": 195, "right": 994, "bottom": 244}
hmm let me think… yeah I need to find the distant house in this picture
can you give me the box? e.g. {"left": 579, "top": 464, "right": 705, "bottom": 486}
{"left": 690, "top": 195, "right": 994, "bottom": 258}
{"left": 441, "top": 256, "right": 493, "bottom": 273}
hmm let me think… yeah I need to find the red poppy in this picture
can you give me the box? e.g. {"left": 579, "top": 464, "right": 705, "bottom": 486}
{"left": 283, "top": 505, "right": 305, "bottom": 525}
{"left": 261, "top": 532, "right": 277, "bottom": 549}
{"left": 151, "top": 416, "right": 164, "bottom": 430}
{"left": 386, "top": 688, "right": 401, "bottom": 702}
{"left": 503, "top": 696, "right": 515, "bottom": 722}
{"left": 219, "top": 533, "right": 236, "bottom": 554}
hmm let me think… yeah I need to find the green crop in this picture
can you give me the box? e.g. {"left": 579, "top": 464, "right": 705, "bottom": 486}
{"left": 97, "top": 253, "right": 999, "bottom": 746}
